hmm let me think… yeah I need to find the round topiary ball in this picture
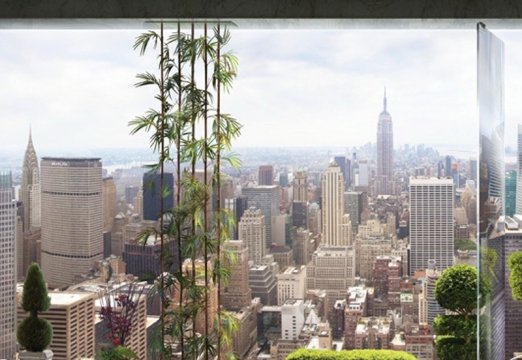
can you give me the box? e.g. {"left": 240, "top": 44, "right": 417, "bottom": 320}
{"left": 17, "top": 317, "right": 53, "bottom": 352}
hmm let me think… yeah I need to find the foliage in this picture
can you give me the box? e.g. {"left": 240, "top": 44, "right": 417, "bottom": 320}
{"left": 21, "top": 263, "right": 51, "bottom": 315}
{"left": 286, "top": 349, "right": 416, "bottom": 360}
{"left": 17, "top": 263, "right": 53, "bottom": 352}
{"left": 454, "top": 238, "right": 476, "bottom": 251}
{"left": 131, "top": 22, "right": 241, "bottom": 359}
{"left": 100, "top": 346, "right": 138, "bottom": 360}
{"left": 480, "top": 245, "right": 498, "bottom": 282}
{"left": 433, "top": 264, "right": 486, "bottom": 360}
{"left": 433, "top": 315, "right": 476, "bottom": 340}
{"left": 434, "top": 336, "right": 475, "bottom": 360}
{"left": 435, "top": 264, "right": 489, "bottom": 315}
{"left": 99, "top": 293, "right": 139, "bottom": 347}
{"left": 508, "top": 251, "right": 522, "bottom": 301}
{"left": 17, "top": 317, "right": 53, "bottom": 352}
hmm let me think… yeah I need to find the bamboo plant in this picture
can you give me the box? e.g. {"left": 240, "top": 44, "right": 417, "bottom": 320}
{"left": 130, "top": 21, "right": 241, "bottom": 360}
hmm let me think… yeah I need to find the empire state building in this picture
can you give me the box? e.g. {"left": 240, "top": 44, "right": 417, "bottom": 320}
{"left": 376, "top": 89, "right": 394, "bottom": 195}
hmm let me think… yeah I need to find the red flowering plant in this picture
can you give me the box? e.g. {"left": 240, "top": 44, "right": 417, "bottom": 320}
{"left": 98, "top": 282, "right": 146, "bottom": 359}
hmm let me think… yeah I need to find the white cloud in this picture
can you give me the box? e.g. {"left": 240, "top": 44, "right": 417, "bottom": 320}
{"left": 1, "top": 27, "right": 513, "bottom": 155}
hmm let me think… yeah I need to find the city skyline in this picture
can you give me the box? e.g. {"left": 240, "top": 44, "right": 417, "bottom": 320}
{"left": 0, "top": 29, "right": 489, "bottom": 153}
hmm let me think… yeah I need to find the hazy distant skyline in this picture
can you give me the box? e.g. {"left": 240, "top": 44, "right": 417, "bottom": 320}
{"left": 1, "top": 28, "right": 522, "bottom": 154}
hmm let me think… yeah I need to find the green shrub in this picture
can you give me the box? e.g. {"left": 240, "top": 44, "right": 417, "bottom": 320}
{"left": 101, "top": 346, "right": 138, "bottom": 360}
{"left": 433, "top": 315, "right": 476, "bottom": 339}
{"left": 508, "top": 251, "right": 522, "bottom": 301}
{"left": 17, "top": 263, "right": 53, "bottom": 352}
{"left": 17, "top": 317, "right": 53, "bottom": 352}
{"left": 435, "top": 264, "right": 489, "bottom": 314}
{"left": 435, "top": 335, "right": 475, "bottom": 360}
{"left": 286, "top": 349, "right": 416, "bottom": 360}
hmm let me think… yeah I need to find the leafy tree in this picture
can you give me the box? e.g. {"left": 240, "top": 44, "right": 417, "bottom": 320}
{"left": 508, "top": 251, "right": 522, "bottom": 301}
{"left": 17, "top": 263, "right": 53, "bottom": 352}
{"left": 435, "top": 263, "right": 490, "bottom": 316}
{"left": 433, "top": 264, "right": 490, "bottom": 360}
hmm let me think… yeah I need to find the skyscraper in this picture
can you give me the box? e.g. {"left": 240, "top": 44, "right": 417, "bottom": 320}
{"left": 143, "top": 171, "right": 174, "bottom": 221}
{"left": 0, "top": 172, "right": 17, "bottom": 360}
{"left": 376, "top": 89, "right": 394, "bottom": 196}
{"left": 258, "top": 165, "right": 274, "bottom": 186}
{"left": 242, "top": 185, "right": 280, "bottom": 246}
{"left": 409, "top": 177, "right": 454, "bottom": 275}
{"left": 238, "top": 207, "right": 266, "bottom": 264}
{"left": 321, "top": 163, "right": 345, "bottom": 246}
{"left": 334, "top": 156, "right": 347, "bottom": 185}
{"left": 102, "top": 177, "right": 117, "bottom": 232}
{"left": 221, "top": 240, "right": 252, "bottom": 311}
{"left": 488, "top": 216, "right": 522, "bottom": 359}
{"left": 505, "top": 170, "right": 516, "bottom": 217}
{"left": 292, "top": 171, "right": 308, "bottom": 203}
{"left": 19, "top": 130, "right": 40, "bottom": 231}
{"left": 516, "top": 124, "right": 522, "bottom": 215}
{"left": 41, "top": 158, "right": 104, "bottom": 288}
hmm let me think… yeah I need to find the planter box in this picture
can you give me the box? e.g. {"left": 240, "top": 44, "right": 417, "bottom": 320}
{"left": 19, "top": 350, "right": 53, "bottom": 360}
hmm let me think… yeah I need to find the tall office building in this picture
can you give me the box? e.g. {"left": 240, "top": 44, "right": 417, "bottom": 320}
{"left": 344, "top": 191, "right": 363, "bottom": 232}
{"left": 221, "top": 240, "right": 252, "bottom": 311}
{"left": 0, "top": 172, "right": 17, "bottom": 360}
{"left": 258, "top": 165, "right": 274, "bottom": 186}
{"left": 321, "top": 163, "right": 345, "bottom": 246}
{"left": 409, "top": 177, "right": 454, "bottom": 275}
{"left": 356, "top": 161, "right": 369, "bottom": 188}
{"left": 334, "top": 156, "right": 347, "bottom": 185}
{"left": 292, "top": 171, "right": 308, "bottom": 203}
{"left": 238, "top": 207, "right": 266, "bottom": 264}
{"left": 516, "top": 125, "right": 522, "bottom": 215}
{"left": 41, "top": 158, "right": 104, "bottom": 288}
{"left": 469, "top": 157, "right": 478, "bottom": 183}
{"left": 488, "top": 216, "right": 522, "bottom": 360}
{"left": 478, "top": 27, "right": 505, "bottom": 360}
{"left": 445, "top": 156, "right": 452, "bottom": 178}
{"left": 234, "top": 196, "right": 248, "bottom": 239}
{"left": 375, "top": 89, "right": 394, "bottom": 196}
{"left": 102, "top": 177, "right": 117, "bottom": 232}
{"left": 143, "top": 171, "right": 174, "bottom": 221}
{"left": 505, "top": 170, "right": 516, "bottom": 217}
{"left": 242, "top": 185, "right": 280, "bottom": 246}
{"left": 19, "top": 130, "right": 40, "bottom": 231}
{"left": 346, "top": 158, "right": 352, "bottom": 186}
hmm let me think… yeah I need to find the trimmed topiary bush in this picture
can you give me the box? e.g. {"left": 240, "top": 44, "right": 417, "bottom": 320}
{"left": 433, "top": 264, "right": 488, "bottom": 360}
{"left": 435, "top": 264, "right": 489, "bottom": 315}
{"left": 286, "top": 349, "right": 416, "bottom": 360}
{"left": 17, "top": 263, "right": 53, "bottom": 352}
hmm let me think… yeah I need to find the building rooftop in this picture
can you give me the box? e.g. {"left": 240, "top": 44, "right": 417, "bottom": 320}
{"left": 42, "top": 157, "right": 101, "bottom": 162}
{"left": 17, "top": 284, "right": 95, "bottom": 306}
{"left": 409, "top": 176, "right": 453, "bottom": 185}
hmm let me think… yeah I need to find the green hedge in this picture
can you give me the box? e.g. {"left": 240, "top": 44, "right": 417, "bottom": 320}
{"left": 286, "top": 349, "right": 416, "bottom": 360}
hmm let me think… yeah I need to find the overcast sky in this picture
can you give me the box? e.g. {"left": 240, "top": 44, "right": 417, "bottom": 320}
{"left": 1, "top": 28, "right": 521, "bottom": 154}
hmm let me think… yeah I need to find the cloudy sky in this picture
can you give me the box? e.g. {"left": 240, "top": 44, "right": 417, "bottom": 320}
{"left": 1, "top": 28, "right": 521, "bottom": 154}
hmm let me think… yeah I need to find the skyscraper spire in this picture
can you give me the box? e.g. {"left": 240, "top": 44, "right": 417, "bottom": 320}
{"left": 20, "top": 129, "right": 40, "bottom": 231}
{"left": 383, "top": 86, "right": 387, "bottom": 112}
